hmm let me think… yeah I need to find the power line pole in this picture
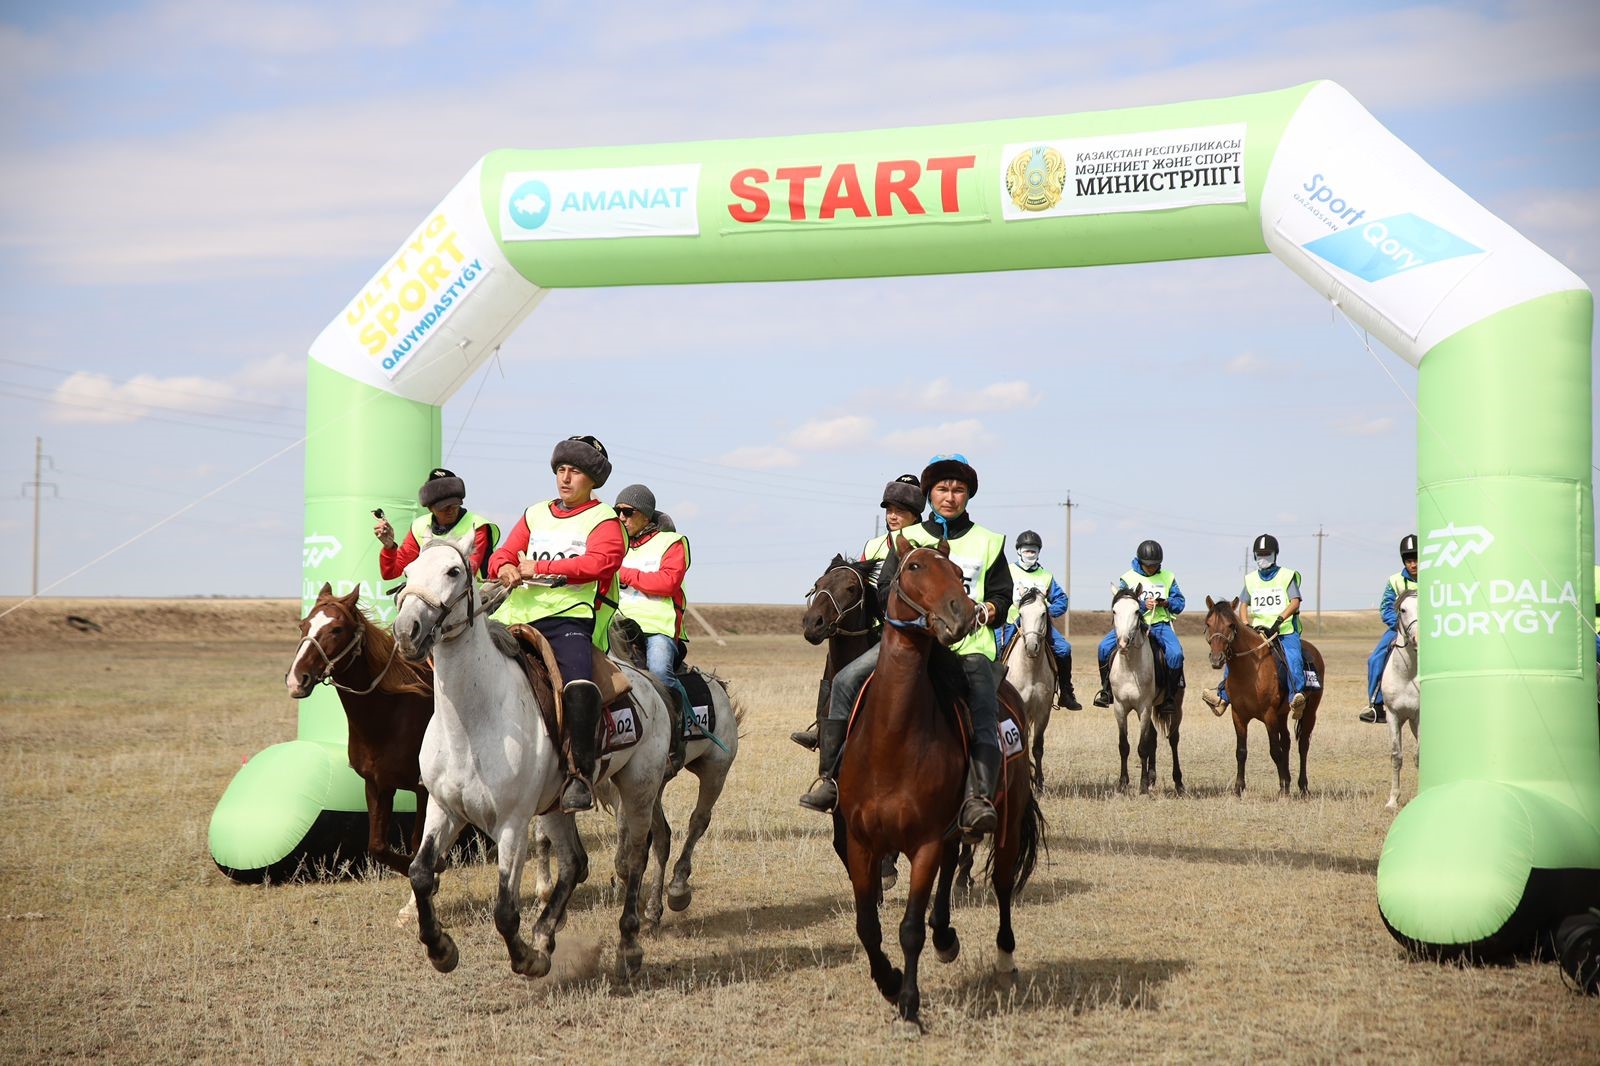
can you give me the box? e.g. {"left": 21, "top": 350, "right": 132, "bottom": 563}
{"left": 23, "top": 437, "right": 57, "bottom": 596}
{"left": 1059, "top": 494, "right": 1077, "bottom": 637}
{"left": 1314, "top": 525, "right": 1328, "bottom": 634}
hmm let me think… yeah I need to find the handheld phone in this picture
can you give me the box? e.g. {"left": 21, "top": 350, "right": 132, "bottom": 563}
{"left": 372, "top": 508, "right": 385, "bottom": 520}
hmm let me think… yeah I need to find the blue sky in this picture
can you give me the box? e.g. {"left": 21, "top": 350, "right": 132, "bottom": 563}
{"left": 0, "top": 1, "right": 1595, "bottom": 610}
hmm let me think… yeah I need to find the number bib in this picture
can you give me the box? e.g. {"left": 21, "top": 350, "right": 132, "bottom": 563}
{"left": 525, "top": 528, "right": 588, "bottom": 564}
{"left": 952, "top": 554, "right": 984, "bottom": 596}
{"left": 1251, "top": 587, "right": 1286, "bottom": 613}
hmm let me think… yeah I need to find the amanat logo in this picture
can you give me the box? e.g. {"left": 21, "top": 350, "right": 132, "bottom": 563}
{"left": 727, "top": 156, "right": 977, "bottom": 224}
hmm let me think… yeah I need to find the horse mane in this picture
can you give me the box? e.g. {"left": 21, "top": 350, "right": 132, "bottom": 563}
{"left": 355, "top": 606, "right": 434, "bottom": 698}
{"left": 1395, "top": 587, "right": 1416, "bottom": 609}
{"left": 1111, "top": 585, "right": 1143, "bottom": 607}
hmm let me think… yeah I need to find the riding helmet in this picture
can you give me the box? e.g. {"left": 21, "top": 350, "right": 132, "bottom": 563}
{"left": 880, "top": 474, "right": 925, "bottom": 516}
{"left": 1016, "top": 530, "right": 1043, "bottom": 551}
{"left": 919, "top": 453, "right": 978, "bottom": 499}
{"left": 1399, "top": 533, "right": 1419, "bottom": 561}
{"left": 1136, "top": 539, "right": 1164, "bottom": 567}
{"left": 1252, "top": 533, "right": 1280, "bottom": 556}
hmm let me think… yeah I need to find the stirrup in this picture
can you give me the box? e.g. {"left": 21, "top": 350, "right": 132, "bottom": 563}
{"left": 959, "top": 796, "right": 997, "bottom": 841}
{"left": 1092, "top": 689, "right": 1113, "bottom": 708}
{"left": 560, "top": 775, "right": 595, "bottom": 813}
{"left": 798, "top": 776, "right": 837, "bottom": 813}
{"left": 790, "top": 721, "right": 820, "bottom": 751}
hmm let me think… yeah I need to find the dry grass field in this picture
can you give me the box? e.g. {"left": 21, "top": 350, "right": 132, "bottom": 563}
{"left": 1, "top": 599, "right": 1595, "bottom": 1063}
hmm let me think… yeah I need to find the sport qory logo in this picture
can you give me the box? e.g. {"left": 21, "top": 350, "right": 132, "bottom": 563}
{"left": 303, "top": 534, "right": 343, "bottom": 569}
{"left": 1302, "top": 212, "right": 1483, "bottom": 283}
{"left": 1419, "top": 523, "right": 1494, "bottom": 571}
{"left": 507, "top": 180, "right": 553, "bottom": 230}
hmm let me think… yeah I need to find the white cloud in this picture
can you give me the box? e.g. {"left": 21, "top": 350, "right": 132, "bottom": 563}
{"left": 910, "top": 378, "right": 1041, "bottom": 413}
{"left": 1334, "top": 416, "right": 1395, "bottom": 437}
{"left": 785, "top": 415, "right": 874, "bottom": 450}
{"left": 881, "top": 418, "right": 995, "bottom": 455}
{"left": 1224, "top": 351, "right": 1268, "bottom": 375}
{"left": 45, "top": 356, "right": 302, "bottom": 426}
{"left": 716, "top": 445, "right": 800, "bottom": 469}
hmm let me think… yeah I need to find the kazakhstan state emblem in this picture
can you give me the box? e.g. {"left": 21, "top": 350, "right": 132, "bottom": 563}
{"left": 1006, "top": 145, "right": 1067, "bottom": 212}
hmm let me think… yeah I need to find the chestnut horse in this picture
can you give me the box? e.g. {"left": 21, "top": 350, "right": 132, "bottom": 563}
{"left": 285, "top": 583, "right": 434, "bottom": 873}
{"left": 833, "top": 536, "right": 1043, "bottom": 1029}
{"left": 1202, "top": 597, "right": 1324, "bottom": 797}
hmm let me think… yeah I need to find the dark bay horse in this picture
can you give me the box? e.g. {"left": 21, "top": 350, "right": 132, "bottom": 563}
{"left": 797, "top": 554, "right": 880, "bottom": 746}
{"left": 1202, "top": 597, "right": 1324, "bottom": 797}
{"left": 834, "top": 536, "right": 1043, "bottom": 1029}
{"left": 285, "top": 583, "right": 435, "bottom": 873}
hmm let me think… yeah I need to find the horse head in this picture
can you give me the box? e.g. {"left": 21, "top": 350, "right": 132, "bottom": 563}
{"left": 1017, "top": 587, "right": 1049, "bottom": 656}
{"left": 1393, "top": 588, "right": 1419, "bottom": 649}
{"left": 1112, "top": 584, "right": 1148, "bottom": 652}
{"left": 394, "top": 533, "right": 479, "bottom": 662}
{"left": 802, "top": 553, "right": 875, "bottom": 645}
{"left": 1203, "top": 595, "right": 1242, "bottom": 669}
{"left": 286, "top": 582, "right": 364, "bottom": 697}
{"left": 887, "top": 534, "right": 975, "bottom": 646}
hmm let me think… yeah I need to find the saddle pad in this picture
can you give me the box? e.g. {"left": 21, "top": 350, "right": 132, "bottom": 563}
{"left": 603, "top": 701, "right": 641, "bottom": 753}
{"left": 505, "top": 623, "right": 563, "bottom": 745}
{"left": 591, "top": 645, "right": 633, "bottom": 706}
{"left": 678, "top": 668, "right": 717, "bottom": 739}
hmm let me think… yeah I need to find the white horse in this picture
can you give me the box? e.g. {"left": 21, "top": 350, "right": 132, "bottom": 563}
{"left": 1381, "top": 588, "right": 1421, "bottom": 810}
{"left": 1004, "top": 588, "right": 1056, "bottom": 789}
{"left": 1109, "top": 585, "right": 1184, "bottom": 795}
{"left": 392, "top": 535, "right": 671, "bottom": 979}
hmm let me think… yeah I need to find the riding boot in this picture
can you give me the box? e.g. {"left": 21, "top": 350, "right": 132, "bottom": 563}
{"left": 959, "top": 745, "right": 1002, "bottom": 841}
{"left": 559, "top": 680, "right": 602, "bottom": 813}
{"left": 1202, "top": 689, "right": 1230, "bottom": 716}
{"left": 1359, "top": 702, "right": 1387, "bottom": 724}
{"left": 791, "top": 720, "right": 820, "bottom": 749}
{"left": 1092, "top": 657, "right": 1113, "bottom": 708}
{"left": 1057, "top": 651, "right": 1083, "bottom": 710}
{"left": 798, "top": 719, "right": 847, "bottom": 812}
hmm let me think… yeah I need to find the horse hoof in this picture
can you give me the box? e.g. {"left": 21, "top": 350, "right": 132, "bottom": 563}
{"left": 934, "top": 928, "right": 961, "bottom": 964}
{"left": 428, "top": 935, "right": 459, "bottom": 974}
{"left": 521, "top": 950, "right": 551, "bottom": 979}
{"left": 880, "top": 870, "right": 897, "bottom": 893}
{"left": 892, "top": 1017, "right": 923, "bottom": 1039}
{"left": 1385, "top": 799, "right": 1399, "bottom": 811}
{"left": 879, "top": 969, "right": 904, "bottom": 1002}
{"left": 667, "top": 883, "right": 692, "bottom": 912}
{"left": 619, "top": 943, "right": 644, "bottom": 978}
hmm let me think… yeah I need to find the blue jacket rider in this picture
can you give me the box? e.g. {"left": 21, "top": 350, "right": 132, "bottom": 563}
{"left": 1361, "top": 534, "right": 1419, "bottom": 724}
{"left": 1093, "top": 539, "right": 1186, "bottom": 710}
{"left": 996, "top": 529, "right": 1082, "bottom": 710}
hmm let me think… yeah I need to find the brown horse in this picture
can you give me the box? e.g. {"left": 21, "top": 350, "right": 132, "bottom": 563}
{"left": 834, "top": 536, "right": 1043, "bottom": 1029}
{"left": 285, "top": 583, "right": 435, "bottom": 872}
{"left": 1201, "top": 597, "right": 1323, "bottom": 797}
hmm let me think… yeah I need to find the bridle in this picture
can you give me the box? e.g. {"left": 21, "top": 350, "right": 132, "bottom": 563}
{"left": 1111, "top": 588, "right": 1149, "bottom": 648}
{"left": 885, "top": 546, "right": 958, "bottom": 634}
{"left": 1393, "top": 592, "right": 1419, "bottom": 650}
{"left": 394, "top": 540, "right": 479, "bottom": 647}
{"left": 1205, "top": 610, "right": 1277, "bottom": 664}
{"left": 290, "top": 598, "right": 398, "bottom": 695}
{"left": 804, "top": 563, "right": 875, "bottom": 638}
{"left": 1017, "top": 587, "right": 1048, "bottom": 656}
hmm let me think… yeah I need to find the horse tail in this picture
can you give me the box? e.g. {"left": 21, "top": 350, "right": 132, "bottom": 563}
{"left": 983, "top": 787, "right": 1048, "bottom": 895}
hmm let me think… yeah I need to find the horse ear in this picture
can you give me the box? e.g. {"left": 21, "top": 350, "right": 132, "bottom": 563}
{"left": 1205, "top": 595, "right": 1216, "bottom": 610}
{"left": 893, "top": 533, "right": 911, "bottom": 557}
{"left": 454, "top": 530, "right": 476, "bottom": 556}
{"left": 340, "top": 586, "right": 359, "bottom": 605}
{"left": 318, "top": 581, "right": 333, "bottom": 598}
{"left": 831, "top": 552, "right": 847, "bottom": 566}
{"left": 1230, "top": 596, "right": 1241, "bottom": 611}
{"left": 936, "top": 536, "right": 950, "bottom": 556}
{"left": 1133, "top": 582, "right": 1143, "bottom": 598}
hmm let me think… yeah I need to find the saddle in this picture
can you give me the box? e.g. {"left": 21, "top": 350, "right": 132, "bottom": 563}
{"left": 998, "top": 630, "right": 1059, "bottom": 684}
{"left": 1252, "top": 627, "right": 1321, "bottom": 700}
{"left": 504, "top": 623, "right": 636, "bottom": 753}
{"left": 1150, "top": 639, "right": 1182, "bottom": 714}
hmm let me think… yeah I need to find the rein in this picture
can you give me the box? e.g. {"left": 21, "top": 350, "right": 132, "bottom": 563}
{"left": 805, "top": 563, "right": 875, "bottom": 638}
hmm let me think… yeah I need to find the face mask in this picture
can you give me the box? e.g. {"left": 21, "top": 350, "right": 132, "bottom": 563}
{"left": 1255, "top": 554, "right": 1276, "bottom": 571}
{"left": 1017, "top": 550, "right": 1039, "bottom": 569}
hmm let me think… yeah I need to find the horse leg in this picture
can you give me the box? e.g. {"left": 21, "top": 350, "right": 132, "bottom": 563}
{"left": 1268, "top": 718, "right": 1291, "bottom": 797}
{"left": 847, "top": 832, "right": 901, "bottom": 1004}
{"left": 491, "top": 819, "right": 542, "bottom": 977}
{"left": 670, "top": 759, "right": 729, "bottom": 913}
{"left": 525, "top": 813, "right": 584, "bottom": 977}
{"left": 955, "top": 841, "right": 975, "bottom": 893}
{"left": 989, "top": 808, "right": 1022, "bottom": 983}
{"left": 895, "top": 842, "right": 943, "bottom": 1028}
{"left": 1386, "top": 712, "right": 1402, "bottom": 809}
{"left": 531, "top": 818, "right": 555, "bottom": 905}
{"left": 929, "top": 841, "right": 961, "bottom": 964}
{"left": 408, "top": 804, "right": 466, "bottom": 973}
{"left": 1232, "top": 711, "right": 1248, "bottom": 797}
{"left": 1167, "top": 717, "right": 1185, "bottom": 796}
{"left": 1030, "top": 703, "right": 1050, "bottom": 791}
{"left": 1138, "top": 712, "right": 1157, "bottom": 795}
{"left": 613, "top": 775, "right": 658, "bottom": 979}
{"left": 1296, "top": 714, "right": 1313, "bottom": 797}
{"left": 364, "top": 780, "right": 407, "bottom": 875}
{"left": 1116, "top": 707, "right": 1131, "bottom": 792}
{"left": 643, "top": 796, "right": 670, "bottom": 929}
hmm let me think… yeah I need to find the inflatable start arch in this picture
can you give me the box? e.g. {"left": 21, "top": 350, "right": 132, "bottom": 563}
{"left": 209, "top": 82, "right": 1596, "bottom": 957}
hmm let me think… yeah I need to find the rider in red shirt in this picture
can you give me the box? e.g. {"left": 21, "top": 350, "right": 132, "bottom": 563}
{"left": 374, "top": 468, "right": 497, "bottom": 580}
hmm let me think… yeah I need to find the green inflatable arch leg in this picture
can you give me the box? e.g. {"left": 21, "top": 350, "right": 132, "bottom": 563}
{"left": 208, "top": 81, "right": 1596, "bottom": 961}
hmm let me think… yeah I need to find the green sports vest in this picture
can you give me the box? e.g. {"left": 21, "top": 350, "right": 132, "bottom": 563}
{"left": 902, "top": 521, "right": 1006, "bottom": 660}
{"left": 1244, "top": 568, "right": 1302, "bottom": 635}
{"left": 1007, "top": 563, "right": 1055, "bottom": 625}
{"left": 861, "top": 533, "right": 892, "bottom": 588}
{"left": 619, "top": 531, "right": 690, "bottom": 640}
{"left": 410, "top": 510, "right": 500, "bottom": 575}
{"left": 493, "top": 501, "right": 622, "bottom": 649}
{"left": 1388, "top": 571, "right": 1418, "bottom": 599}
{"left": 1120, "top": 567, "right": 1175, "bottom": 626}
